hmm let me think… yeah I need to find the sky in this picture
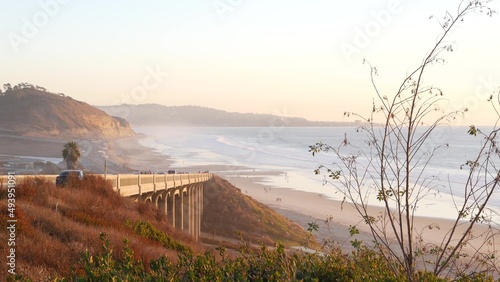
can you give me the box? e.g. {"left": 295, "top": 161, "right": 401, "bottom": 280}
{"left": 1, "top": 0, "right": 500, "bottom": 126}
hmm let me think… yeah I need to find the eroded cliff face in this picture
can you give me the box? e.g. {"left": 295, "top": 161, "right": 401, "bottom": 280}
{"left": 0, "top": 88, "right": 135, "bottom": 139}
{"left": 76, "top": 114, "right": 135, "bottom": 138}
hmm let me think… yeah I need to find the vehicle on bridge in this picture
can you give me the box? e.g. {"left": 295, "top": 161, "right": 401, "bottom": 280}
{"left": 56, "top": 170, "right": 85, "bottom": 187}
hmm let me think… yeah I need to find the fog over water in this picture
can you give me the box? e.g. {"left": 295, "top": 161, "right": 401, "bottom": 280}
{"left": 135, "top": 126, "right": 500, "bottom": 222}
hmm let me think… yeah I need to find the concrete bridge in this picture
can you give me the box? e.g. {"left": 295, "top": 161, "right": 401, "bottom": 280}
{"left": 0, "top": 173, "right": 212, "bottom": 241}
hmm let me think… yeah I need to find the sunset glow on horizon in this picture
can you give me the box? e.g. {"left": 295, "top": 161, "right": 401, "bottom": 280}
{"left": 2, "top": 0, "right": 500, "bottom": 126}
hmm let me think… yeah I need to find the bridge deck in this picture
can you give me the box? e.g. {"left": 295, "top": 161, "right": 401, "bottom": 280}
{"left": 0, "top": 173, "right": 212, "bottom": 197}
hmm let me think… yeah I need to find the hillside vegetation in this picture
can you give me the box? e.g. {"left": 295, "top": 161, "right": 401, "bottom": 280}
{"left": 0, "top": 174, "right": 318, "bottom": 280}
{"left": 0, "top": 175, "right": 493, "bottom": 280}
{"left": 0, "top": 175, "right": 195, "bottom": 280}
{"left": 0, "top": 84, "right": 134, "bottom": 138}
{"left": 202, "top": 175, "right": 319, "bottom": 248}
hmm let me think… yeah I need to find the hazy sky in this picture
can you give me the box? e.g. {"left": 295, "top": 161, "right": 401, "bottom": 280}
{"left": 2, "top": 0, "right": 499, "bottom": 125}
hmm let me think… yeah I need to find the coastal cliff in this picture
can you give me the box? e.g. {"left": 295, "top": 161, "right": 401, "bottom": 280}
{"left": 0, "top": 85, "right": 135, "bottom": 138}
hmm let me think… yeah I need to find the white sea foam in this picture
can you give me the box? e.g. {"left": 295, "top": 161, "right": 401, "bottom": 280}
{"left": 134, "top": 126, "right": 500, "bottom": 222}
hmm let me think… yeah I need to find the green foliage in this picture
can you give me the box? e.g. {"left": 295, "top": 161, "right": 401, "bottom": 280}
{"left": 72, "top": 233, "right": 148, "bottom": 281}
{"left": 129, "top": 220, "right": 191, "bottom": 253}
{"left": 6, "top": 274, "right": 32, "bottom": 282}
{"left": 468, "top": 125, "right": 478, "bottom": 136}
{"left": 326, "top": 169, "right": 341, "bottom": 180}
{"left": 307, "top": 221, "right": 319, "bottom": 233}
{"left": 348, "top": 225, "right": 359, "bottom": 236}
{"left": 61, "top": 233, "right": 499, "bottom": 281}
{"left": 62, "top": 141, "right": 81, "bottom": 170}
{"left": 376, "top": 189, "right": 405, "bottom": 201}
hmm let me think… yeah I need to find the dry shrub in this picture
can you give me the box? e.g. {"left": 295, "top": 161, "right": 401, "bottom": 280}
{"left": 59, "top": 209, "right": 108, "bottom": 227}
{"left": 67, "top": 174, "right": 124, "bottom": 207}
{"left": 84, "top": 175, "right": 118, "bottom": 197}
{"left": 92, "top": 228, "right": 179, "bottom": 272}
{"left": 55, "top": 175, "right": 132, "bottom": 229}
{"left": 154, "top": 204, "right": 168, "bottom": 223}
{"left": 12, "top": 206, "right": 39, "bottom": 239}
{"left": 15, "top": 264, "right": 60, "bottom": 282}
{"left": 0, "top": 175, "right": 208, "bottom": 280}
{"left": 202, "top": 175, "right": 317, "bottom": 248}
{"left": 13, "top": 176, "right": 52, "bottom": 206}
{"left": 136, "top": 200, "right": 164, "bottom": 219}
{"left": 14, "top": 201, "right": 180, "bottom": 278}
{"left": 17, "top": 233, "right": 78, "bottom": 276}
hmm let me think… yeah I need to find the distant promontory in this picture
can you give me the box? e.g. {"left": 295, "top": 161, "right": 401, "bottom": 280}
{"left": 99, "top": 104, "right": 358, "bottom": 127}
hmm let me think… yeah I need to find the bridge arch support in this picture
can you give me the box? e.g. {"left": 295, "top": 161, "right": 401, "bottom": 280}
{"left": 113, "top": 173, "right": 211, "bottom": 241}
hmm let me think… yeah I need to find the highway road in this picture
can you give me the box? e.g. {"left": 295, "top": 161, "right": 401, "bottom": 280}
{"left": 0, "top": 131, "right": 133, "bottom": 174}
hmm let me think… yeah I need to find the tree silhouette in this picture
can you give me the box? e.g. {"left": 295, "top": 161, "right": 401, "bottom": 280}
{"left": 3, "top": 83, "right": 11, "bottom": 92}
{"left": 62, "top": 141, "right": 81, "bottom": 170}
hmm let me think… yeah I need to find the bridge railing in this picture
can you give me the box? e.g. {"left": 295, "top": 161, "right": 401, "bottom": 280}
{"left": 0, "top": 174, "right": 58, "bottom": 185}
{"left": 0, "top": 173, "right": 213, "bottom": 197}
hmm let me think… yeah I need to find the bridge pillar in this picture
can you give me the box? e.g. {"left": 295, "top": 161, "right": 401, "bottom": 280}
{"left": 154, "top": 190, "right": 167, "bottom": 215}
{"left": 179, "top": 187, "right": 186, "bottom": 232}
{"left": 167, "top": 191, "right": 176, "bottom": 228}
{"left": 185, "top": 182, "right": 204, "bottom": 242}
{"left": 174, "top": 190, "right": 183, "bottom": 230}
{"left": 193, "top": 184, "right": 200, "bottom": 240}
{"left": 184, "top": 188, "right": 189, "bottom": 233}
{"left": 193, "top": 184, "right": 198, "bottom": 240}
{"left": 197, "top": 182, "right": 204, "bottom": 241}
{"left": 188, "top": 185, "right": 194, "bottom": 239}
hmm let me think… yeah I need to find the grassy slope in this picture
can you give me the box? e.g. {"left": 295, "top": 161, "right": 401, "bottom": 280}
{"left": 0, "top": 175, "right": 317, "bottom": 280}
{"left": 0, "top": 175, "right": 197, "bottom": 280}
{"left": 202, "top": 175, "right": 319, "bottom": 249}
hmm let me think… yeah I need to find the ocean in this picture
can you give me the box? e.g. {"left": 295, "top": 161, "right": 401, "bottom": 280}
{"left": 134, "top": 125, "right": 500, "bottom": 222}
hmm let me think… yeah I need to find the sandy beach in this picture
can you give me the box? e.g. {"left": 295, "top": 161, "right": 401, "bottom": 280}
{"left": 106, "top": 134, "right": 174, "bottom": 172}
{"left": 222, "top": 174, "right": 496, "bottom": 253}
{"left": 105, "top": 135, "right": 499, "bottom": 266}
{"left": 221, "top": 171, "right": 499, "bottom": 279}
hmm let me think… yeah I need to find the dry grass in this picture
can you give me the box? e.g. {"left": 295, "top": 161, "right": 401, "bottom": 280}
{"left": 0, "top": 174, "right": 319, "bottom": 280}
{"left": 202, "top": 175, "right": 320, "bottom": 249}
{"left": 0, "top": 175, "right": 203, "bottom": 280}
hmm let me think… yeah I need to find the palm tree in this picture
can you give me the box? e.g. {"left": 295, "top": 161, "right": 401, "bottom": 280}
{"left": 62, "top": 141, "right": 81, "bottom": 170}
